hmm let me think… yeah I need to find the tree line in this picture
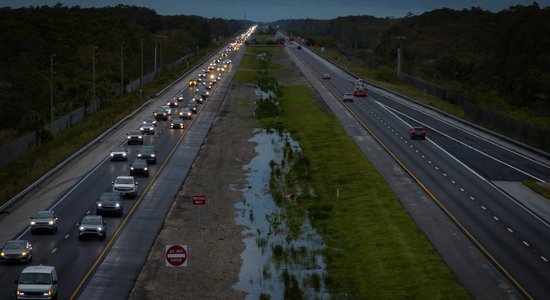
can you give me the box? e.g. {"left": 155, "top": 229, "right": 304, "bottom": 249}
{"left": 273, "top": 3, "right": 549, "bottom": 116}
{"left": 0, "top": 4, "right": 246, "bottom": 134}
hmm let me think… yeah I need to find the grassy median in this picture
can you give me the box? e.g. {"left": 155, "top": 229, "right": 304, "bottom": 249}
{"left": 237, "top": 46, "right": 470, "bottom": 298}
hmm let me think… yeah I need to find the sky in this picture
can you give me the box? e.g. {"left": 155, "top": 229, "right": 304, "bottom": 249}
{"left": 1, "top": 0, "right": 548, "bottom": 22}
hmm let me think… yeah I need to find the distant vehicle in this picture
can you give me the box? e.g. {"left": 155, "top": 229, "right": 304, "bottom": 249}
{"left": 166, "top": 99, "right": 178, "bottom": 108}
{"left": 297, "top": 45, "right": 302, "bottom": 50}
{"left": 153, "top": 107, "right": 168, "bottom": 121}
{"left": 137, "top": 145, "right": 157, "bottom": 164}
{"left": 142, "top": 116, "right": 157, "bottom": 126}
{"left": 410, "top": 127, "right": 427, "bottom": 140}
{"left": 110, "top": 145, "right": 128, "bottom": 161}
{"left": 170, "top": 118, "right": 185, "bottom": 129}
{"left": 179, "top": 107, "right": 192, "bottom": 119}
{"left": 0, "top": 240, "right": 32, "bottom": 264}
{"left": 112, "top": 175, "right": 138, "bottom": 199}
{"left": 15, "top": 265, "right": 58, "bottom": 300}
{"left": 139, "top": 122, "right": 155, "bottom": 135}
{"left": 77, "top": 215, "right": 107, "bottom": 240}
{"left": 176, "top": 94, "right": 185, "bottom": 102}
{"left": 130, "top": 159, "right": 149, "bottom": 177}
{"left": 187, "top": 100, "right": 198, "bottom": 114}
{"left": 342, "top": 92, "right": 355, "bottom": 102}
{"left": 354, "top": 79, "right": 369, "bottom": 97}
{"left": 96, "top": 192, "right": 124, "bottom": 217}
{"left": 323, "top": 73, "right": 331, "bottom": 79}
{"left": 162, "top": 105, "right": 172, "bottom": 115}
{"left": 30, "top": 210, "right": 58, "bottom": 234}
{"left": 188, "top": 78, "right": 198, "bottom": 86}
{"left": 127, "top": 130, "right": 144, "bottom": 145}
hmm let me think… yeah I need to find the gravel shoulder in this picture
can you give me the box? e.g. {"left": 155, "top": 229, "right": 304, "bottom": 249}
{"left": 128, "top": 82, "right": 258, "bottom": 299}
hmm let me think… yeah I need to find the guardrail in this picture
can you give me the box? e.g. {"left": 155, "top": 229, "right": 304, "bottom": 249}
{"left": 0, "top": 44, "right": 229, "bottom": 212}
{"left": 301, "top": 43, "right": 550, "bottom": 160}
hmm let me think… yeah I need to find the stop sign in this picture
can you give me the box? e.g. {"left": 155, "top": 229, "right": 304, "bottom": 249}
{"left": 165, "top": 245, "right": 187, "bottom": 267}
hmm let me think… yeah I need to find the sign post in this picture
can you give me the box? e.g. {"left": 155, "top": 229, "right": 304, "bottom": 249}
{"left": 192, "top": 195, "right": 206, "bottom": 225}
{"left": 166, "top": 244, "right": 187, "bottom": 299}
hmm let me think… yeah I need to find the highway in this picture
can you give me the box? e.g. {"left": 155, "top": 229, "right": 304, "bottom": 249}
{"left": 0, "top": 31, "right": 248, "bottom": 299}
{"left": 290, "top": 44, "right": 550, "bottom": 299}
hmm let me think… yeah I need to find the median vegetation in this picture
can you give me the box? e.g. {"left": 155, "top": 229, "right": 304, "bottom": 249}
{"left": 235, "top": 46, "right": 470, "bottom": 298}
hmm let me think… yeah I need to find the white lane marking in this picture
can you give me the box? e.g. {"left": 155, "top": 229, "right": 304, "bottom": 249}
{"left": 64, "top": 234, "right": 70, "bottom": 239}
{"left": 523, "top": 241, "right": 530, "bottom": 247}
{"left": 481, "top": 206, "right": 487, "bottom": 210}
{"left": 434, "top": 166, "right": 439, "bottom": 170}
{"left": 451, "top": 180, "right": 456, "bottom": 184}
{"left": 507, "top": 228, "right": 514, "bottom": 233}
{"left": 470, "top": 196, "right": 475, "bottom": 200}
{"left": 493, "top": 216, "right": 499, "bottom": 221}
{"left": 443, "top": 173, "right": 447, "bottom": 177}
{"left": 460, "top": 188, "right": 464, "bottom": 192}
{"left": 378, "top": 101, "right": 546, "bottom": 182}
{"left": 542, "top": 256, "right": 548, "bottom": 262}
{"left": 370, "top": 85, "right": 550, "bottom": 170}
{"left": 376, "top": 99, "right": 550, "bottom": 228}
{"left": 51, "top": 248, "right": 57, "bottom": 254}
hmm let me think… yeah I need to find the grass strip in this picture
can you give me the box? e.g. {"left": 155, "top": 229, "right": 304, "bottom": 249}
{"left": 523, "top": 179, "right": 550, "bottom": 201}
{"left": 241, "top": 46, "right": 470, "bottom": 299}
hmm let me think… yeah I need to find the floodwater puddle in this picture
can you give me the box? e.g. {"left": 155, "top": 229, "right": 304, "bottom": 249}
{"left": 233, "top": 129, "right": 329, "bottom": 299}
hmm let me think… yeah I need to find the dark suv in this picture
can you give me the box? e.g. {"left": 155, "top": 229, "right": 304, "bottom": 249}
{"left": 30, "top": 211, "right": 58, "bottom": 234}
{"left": 130, "top": 159, "right": 149, "bottom": 177}
{"left": 96, "top": 192, "right": 124, "bottom": 217}
{"left": 137, "top": 145, "right": 157, "bottom": 164}
{"left": 127, "top": 130, "right": 144, "bottom": 145}
{"left": 410, "top": 127, "right": 427, "bottom": 140}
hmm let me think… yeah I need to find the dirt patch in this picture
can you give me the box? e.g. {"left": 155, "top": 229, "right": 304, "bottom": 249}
{"left": 128, "top": 83, "right": 258, "bottom": 300}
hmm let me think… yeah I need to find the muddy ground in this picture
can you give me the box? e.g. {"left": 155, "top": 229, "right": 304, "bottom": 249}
{"left": 128, "top": 48, "right": 308, "bottom": 299}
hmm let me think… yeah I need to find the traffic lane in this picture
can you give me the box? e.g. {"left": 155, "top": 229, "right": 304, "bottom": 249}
{"left": 351, "top": 98, "right": 550, "bottom": 297}
{"left": 371, "top": 93, "right": 550, "bottom": 182}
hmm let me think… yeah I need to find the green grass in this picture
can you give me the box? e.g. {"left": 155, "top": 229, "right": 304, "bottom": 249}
{"left": 237, "top": 46, "right": 470, "bottom": 299}
{"left": 0, "top": 45, "right": 220, "bottom": 206}
{"left": 523, "top": 179, "right": 550, "bottom": 201}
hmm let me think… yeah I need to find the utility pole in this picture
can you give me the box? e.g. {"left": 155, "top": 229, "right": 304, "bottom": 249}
{"left": 92, "top": 46, "right": 97, "bottom": 110}
{"left": 50, "top": 54, "right": 55, "bottom": 124}
{"left": 140, "top": 39, "right": 144, "bottom": 89}
{"left": 120, "top": 43, "right": 124, "bottom": 95}
{"left": 396, "top": 36, "right": 406, "bottom": 78}
{"left": 154, "top": 41, "right": 157, "bottom": 77}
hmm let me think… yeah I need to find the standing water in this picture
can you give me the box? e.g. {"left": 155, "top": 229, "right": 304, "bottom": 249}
{"left": 233, "top": 129, "right": 329, "bottom": 299}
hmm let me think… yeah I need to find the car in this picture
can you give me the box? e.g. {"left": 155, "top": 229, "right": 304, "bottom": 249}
{"left": 187, "top": 100, "right": 198, "bottom": 114}
{"left": 142, "top": 116, "right": 157, "bottom": 126}
{"left": 342, "top": 92, "right": 355, "bottom": 102}
{"left": 323, "top": 73, "right": 331, "bottom": 79}
{"left": 112, "top": 175, "right": 138, "bottom": 199}
{"left": 153, "top": 107, "right": 168, "bottom": 121}
{"left": 15, "top": 265, "right": 58, "bottom": 300}
{"left": 127, "top": 130, "right": 144, "bottom": 145}
{"left": 179, "top": 107, "right": 192, "bottom": 119}
{"left": 130, "top": 159, "right": 149, "bottom": 177}
{"left": 297, "top": 45, "right": 302, "bottom": 50}
{"left": 410, "top": 127, "right": 427, "bottom": 139}
{"left": 96, "top": 192, "right": 124, "bottom": 217}
{"left": 77, "top": 215, "right": 107, "bottom": 240}
{"left": 30, "top": 210, "right": 58, "bottom": 234}
{"left": 166, "top": 100, "right": 178, "bottom": 108}
{"left": 139, "top": 122, "right": 155, "bottom": 135}
{"left": 162, "top": 105, "right": 173, "bottom": 115}
{"left": 170, "top": 118, "right": 185, "bottom": 129}
{"left": 188, "top": 78, "right": 198, "bottom": 86}
{"left": 110, "top": 145, "right": 128, "bottom": 161}
{"left": 0, "top": 240, "right": 32, "bottom": 264}
{"left": 137, "top": 145, "right": 157, "bottom": 164}
{"left": 193, "top": 93, "right": 205, "bottom": 104}
{"left": 176, "top": 94, "right": 185, "bottom": 102}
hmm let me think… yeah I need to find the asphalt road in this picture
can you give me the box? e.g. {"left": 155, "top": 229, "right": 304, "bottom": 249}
{"left": 0, "top": 39, "right": 244, "bottom": 300}
{"left": 290, "top": 44, "right": 550, "bottom": 299}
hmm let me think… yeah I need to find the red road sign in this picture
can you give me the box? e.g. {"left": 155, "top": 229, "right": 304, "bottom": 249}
{"left": 165, "top": 245, "right": 187, "bottom": 267}
{"left": 192, "top": 195, "right": 206, "bottom": 205}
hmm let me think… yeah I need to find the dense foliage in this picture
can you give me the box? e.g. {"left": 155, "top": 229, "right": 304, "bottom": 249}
{"left": 274, "top": 3, "right": 550, "bottom": 114}
{"left": 0, "top": 4, "right": 246, "bottom": 133}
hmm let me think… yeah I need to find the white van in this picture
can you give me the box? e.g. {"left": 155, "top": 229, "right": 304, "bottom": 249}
{"left": 15, "top": 265, "right": 58, "bottom": 300}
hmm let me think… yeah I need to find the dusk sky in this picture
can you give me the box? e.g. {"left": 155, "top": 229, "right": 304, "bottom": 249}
{"left": 1, "top": 0, "right": 548, "bottom": 22}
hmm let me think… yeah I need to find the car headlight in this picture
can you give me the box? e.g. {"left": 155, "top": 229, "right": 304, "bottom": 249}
{"left": 97, "top": 227, "right": 103, "bottom": 232}
{"left": 130, "top": 167, "right": 134, "bottom": 170}
{"left": 0, "top": 251, "right": 5, "bottom": 256}
{"left": 97, "top": 203, "right": 102, "bottom": 207}
{"left": 48, "top": 220, "right": 54, "bottom": 225}
{"left": 110, "top": 153, "right": 114, "bottom": 157}
{"left": 22, "top": 251, "right": 27, "bottom": 256}
{"left": 79, "top": 226, "right": 84, "bottom": 231}
{"left": 150, "top": 154, "right": 155, "bottom": 157}
{"left": 144, "top": 167, "right": 148, "bottom": 170}
{"left": 45, "top": 291, "right": 53, "bottom": 297}
{"left": 140, "top": 127, "right": 144, "bottom": 131}
{"left": 115, "top": 203, "right": 120, "bottom": 208}
{"left": 30, "top": 221, "right": 36, "bottom": 225}
{"left": 123, "top": 153, "right": 127, "bottom": 156}
{"left": 137, "top": 154, "right": 142, "bottom": 157}
{"left": 127, "top": 136, "right": 131, "bottom": 139}
{"left": 138, "top": 136, "right": 143, "bottom": 139}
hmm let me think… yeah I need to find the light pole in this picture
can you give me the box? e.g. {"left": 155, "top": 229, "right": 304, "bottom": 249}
{"left": 92, "top": 46, "right": 97, "bottom": 110}
{"left": 396, "top": 36, "right": 406, "bottom": 78}
{"left": 140, "top": 39, "right": 144, "bottom": 89}
{"left": 154, "top": 40, "right": 157, "bottom": 77}
{"left": 120, "top": 43, "right": 124, "bottom": 95}
{"left": 50, "top": 54, "right": 55, "bottom": 124}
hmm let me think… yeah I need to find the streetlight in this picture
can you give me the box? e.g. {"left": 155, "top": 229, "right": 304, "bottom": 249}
{"left": 92, "top": 46, "right": 97, "bottom": 110}
{"left": 120, "top": 43, "right": 124, "bottom": 95}
{"left": 396, "top": 35, "right": 406, "bottom": 78}
{"left": 50, "top": 54, "right": 55, "bottom": 124}
{"left": 140, "top": 39, "right": 144, "bottom": 89}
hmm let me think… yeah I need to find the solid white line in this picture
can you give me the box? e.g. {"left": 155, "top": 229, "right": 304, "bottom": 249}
{"left": 481, "top": 206, "right": 487, "bottom": 210}
{"left": 371, "top": 86, "right": 550, "bottom": 170}
{"left": 51, "top": 248, "right": 57, "bottom": 254}
{"left": 443, "top": 173, "right": 447, "bottom": 177}
{"left": 493, "top": 216, "right": 499, "bottom": 221}
{"left": 470, "top": 196, "right": 475, "bottom": 200}
{"left": 64, "top": 234, "right": 70, "bottom": 239}
{"left": 523, "top": 241, "right": 530, "bottom": 247}
{"left": 378, "top": 101, "right": 546, "bottom": 182}
{"left": 542, "top": 256, "right": 548, "bottom": 262}
{"left": 507, "top": 228, "right": 514, "bottom": 233}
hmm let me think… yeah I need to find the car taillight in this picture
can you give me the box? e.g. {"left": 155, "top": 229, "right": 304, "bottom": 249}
{"left": 421, "top": 130, "right": 426, "bottom": 133}
{"left": 410, "top": 129, "right": 416, "bottom": 133}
